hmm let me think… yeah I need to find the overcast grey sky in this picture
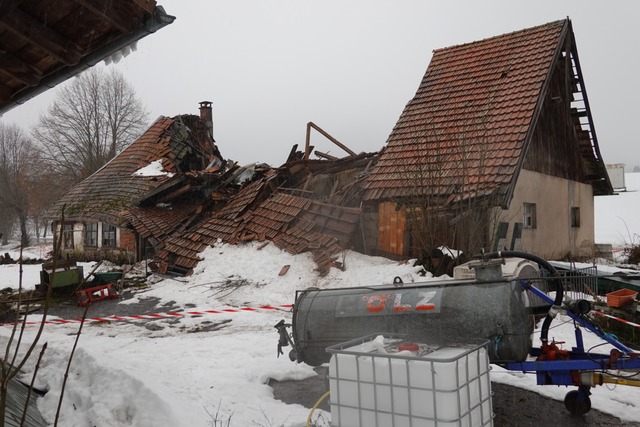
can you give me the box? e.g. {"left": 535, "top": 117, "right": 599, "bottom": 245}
{"left": 3, "top": 1, "right": 639, "bottom": 168}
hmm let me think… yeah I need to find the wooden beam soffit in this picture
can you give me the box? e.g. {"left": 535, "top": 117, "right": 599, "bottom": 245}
{"left": 0, "top": 50, "right": 42, "bottom": 85}
{"left": 0, "top": 8, "right": 82, "bottom": 65}
{"left": 77, "top": 0, "right": 138, "bottom": 33}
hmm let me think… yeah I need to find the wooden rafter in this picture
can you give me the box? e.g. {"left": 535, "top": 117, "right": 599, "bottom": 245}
{"left": 0, "top": 50, "right": 42, "bottom": 85}
{"left": 0, "top": 81, "right": 13, "bottom": 100}
{"left": 0, "top": 8, "right": 82, "bottom": 65}
{"left": 0, "top": 0, "right": 175, "bottom": 114}
{"left": 314, "top": 151, "right": 338, "bottom": 161}
{"left": 0, "top": 0, "right": 22, "bottom": 21}
{"left": 129, "top": 0, "right": 156, "bottom": 14}
{"left": 77, "top": 0, "right": 138, "bottom": 33}
{"left": 304, "top": 121, "right": 356, "bottom": 160}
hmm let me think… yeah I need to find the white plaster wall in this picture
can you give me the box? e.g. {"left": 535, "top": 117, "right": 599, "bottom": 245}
{"left": 500, "top": 169, "right": 594, "bottom": 259}
{"left": 73, "top": 222, "right": 84, "bottom": 251}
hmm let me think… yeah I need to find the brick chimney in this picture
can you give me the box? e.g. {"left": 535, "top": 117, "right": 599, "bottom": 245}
{"left": 199, "top": 101, "right": 213, "bottom": 138}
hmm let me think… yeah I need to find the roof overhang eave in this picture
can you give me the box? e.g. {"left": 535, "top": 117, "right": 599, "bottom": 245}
{"left": 0, "top": 6, "right": 175, "bottom": 116}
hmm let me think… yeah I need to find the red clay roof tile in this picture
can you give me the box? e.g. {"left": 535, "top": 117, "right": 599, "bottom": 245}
{"left": 47, "top": 114, "right": 221, "bottom": 225}
{"left": 364, "top": 20, "right": 568, "bottom": 202}
{"left": 158, "top": 187, "right": 362, "bottom": 276}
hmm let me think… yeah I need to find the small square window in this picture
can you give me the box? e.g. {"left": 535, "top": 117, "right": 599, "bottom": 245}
{"left": 571, "top": 207, "right": 580, "bottom": 228}
{"left": 523, "top": 203, "right": 536, "bottom": 229}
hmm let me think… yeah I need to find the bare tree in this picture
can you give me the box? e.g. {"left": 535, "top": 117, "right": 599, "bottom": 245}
{"left": 28, "top": 168, "right": 61, "bottom": 240}
{"left": 32, "top": 67, "right": 148, "bottom": 186}
{"left": 0, "top": 124, "right": 40, "bottom": 247}
{"left": 399, "top": 101, "right": 509, "bottom": 264}
{"left": 0, "top": 202, "right": 15, "bottom": 245}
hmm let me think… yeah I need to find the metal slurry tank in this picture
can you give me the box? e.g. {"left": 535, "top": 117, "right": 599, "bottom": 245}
{"left": 291, "top": 271, "right": 533, "bottom": 366}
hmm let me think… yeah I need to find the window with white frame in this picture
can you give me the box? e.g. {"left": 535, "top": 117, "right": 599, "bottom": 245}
{"left": 523, "top": 203, "right": 536, "bottom": 229}
{"left": 85, "top": 222, "right": 98, "bottom": 247}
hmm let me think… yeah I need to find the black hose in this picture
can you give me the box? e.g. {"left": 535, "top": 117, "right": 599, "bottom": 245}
{"left": 477, "top": 251, "right": 563, "bottom": 343}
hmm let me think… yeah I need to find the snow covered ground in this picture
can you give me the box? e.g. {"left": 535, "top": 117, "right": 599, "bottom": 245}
{"left": 0, "top": 173, "right": 637, "bottom": 426}
{"left": 595, "top": 172, "right": 640, "bottom": 248}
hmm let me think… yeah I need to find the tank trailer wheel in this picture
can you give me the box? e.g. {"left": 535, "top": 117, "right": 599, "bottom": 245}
{"left": 564, "top": 389, "right": 591, "bottom": 415}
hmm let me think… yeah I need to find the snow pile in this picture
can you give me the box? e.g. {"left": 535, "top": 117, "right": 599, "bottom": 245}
{"left": 0, "top": 241, "right": 637, "bottom": 425}
{"left": 34, "top": 347, "right": 177, "bottom": 427}
{"left": 0, "top": 242, "right": 427, "bottom": 426}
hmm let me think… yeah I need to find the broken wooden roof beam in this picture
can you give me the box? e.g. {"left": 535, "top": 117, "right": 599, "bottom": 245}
{"left": 314, "top": 151, "right": 339, "bottom": 161}
{"left": 304, "top": 121, "right": 356, "bottom": 160}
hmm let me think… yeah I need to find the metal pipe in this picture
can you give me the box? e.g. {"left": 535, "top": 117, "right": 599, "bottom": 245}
{"left": 478, "top": 251, "right": 563, "bottom": 344}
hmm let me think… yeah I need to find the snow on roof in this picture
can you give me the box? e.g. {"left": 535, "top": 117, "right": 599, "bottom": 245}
{"left": 132, "top": 159, "right": 174, "bottom": 177}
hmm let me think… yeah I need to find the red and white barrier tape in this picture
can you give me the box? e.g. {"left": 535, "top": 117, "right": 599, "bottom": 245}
{"left": 3, "top": 304, "right": 293, "bottom": 326}
{"left": 593, "top": 310, "right": 640, "bottom": 329}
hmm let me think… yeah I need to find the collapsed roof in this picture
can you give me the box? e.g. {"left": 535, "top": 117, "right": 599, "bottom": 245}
{"left": 48, "top": 103, "right": 377, "bottom": 275}
{"left": 47, "top": 113, "right": 223, "bottom": 226}
{"left": 157, "top": 186, "right": 364, "bottom": 276}
{"left": 146, "top": 151, "right": 378, "bottom": 276}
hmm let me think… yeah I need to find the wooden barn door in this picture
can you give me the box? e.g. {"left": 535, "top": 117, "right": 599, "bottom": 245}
{"left": 377, "top": 202, "right": 406, "bottom": 256}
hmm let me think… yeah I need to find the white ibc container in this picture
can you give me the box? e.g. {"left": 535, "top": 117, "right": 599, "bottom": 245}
{"left": 328, "top": 334, "right": 493, "bottom": 427}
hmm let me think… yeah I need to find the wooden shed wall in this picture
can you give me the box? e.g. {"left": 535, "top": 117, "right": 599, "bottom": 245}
{"left": 377, "top": 202, "right": 406, "bottom": 256}
{"left": 523, "top": 55, "right": 585, "bottom": 182}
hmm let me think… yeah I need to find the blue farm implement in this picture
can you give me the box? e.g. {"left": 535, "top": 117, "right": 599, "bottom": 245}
{"left": 276, "top": 251, "right": 640, "bottom": 416}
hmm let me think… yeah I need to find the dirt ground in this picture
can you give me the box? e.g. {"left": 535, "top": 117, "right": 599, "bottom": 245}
{"left": 269, "top": 366, "right": 640, "bottom": 426}
{"left": 34, "top": 283, "right": 180, "bottom": 320}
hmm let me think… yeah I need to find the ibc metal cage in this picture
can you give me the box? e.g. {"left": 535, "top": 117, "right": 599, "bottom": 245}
{"left": 327, "top": 334, "right": 494, "bottom": 427}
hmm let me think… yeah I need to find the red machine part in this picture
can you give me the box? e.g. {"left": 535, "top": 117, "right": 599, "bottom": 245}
{"left": 537, "top": 341, "right": 570, "bottom": 361}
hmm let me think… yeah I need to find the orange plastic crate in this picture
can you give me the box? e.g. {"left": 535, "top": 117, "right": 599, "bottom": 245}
{"left": 606, "top": 288, "right": 638, "bottom": 308}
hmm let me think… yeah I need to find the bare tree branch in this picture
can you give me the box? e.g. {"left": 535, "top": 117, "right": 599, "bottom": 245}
{"left": 32, "top": 67, "right": 148, "bottom": 186}
{"left": 0, "top": 123, "right": 40, "bottom": 247}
